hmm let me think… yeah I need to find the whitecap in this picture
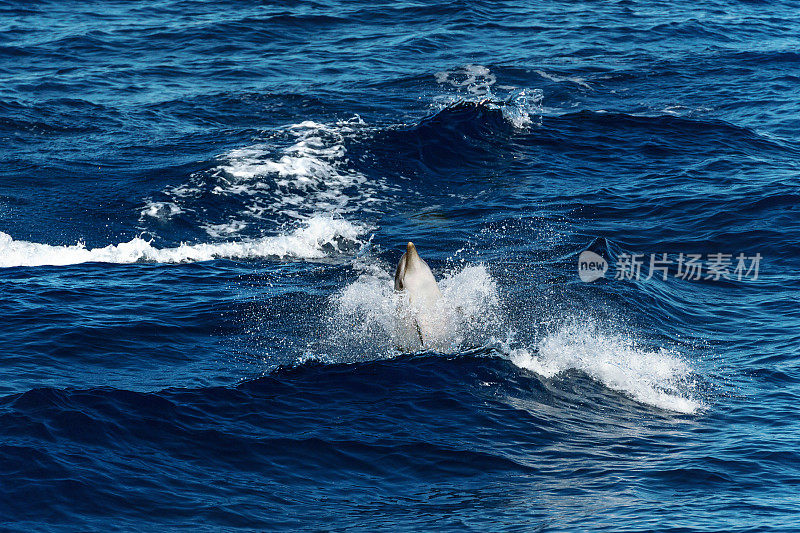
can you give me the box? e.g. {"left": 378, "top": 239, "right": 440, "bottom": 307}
{"left": 0, "top": 216, "right": 365, "bottom": 268}
{"left": 508, "top": 321, "right": 703, "bottom": 414}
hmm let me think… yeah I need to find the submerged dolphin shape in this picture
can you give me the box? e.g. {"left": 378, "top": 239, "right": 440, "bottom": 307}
{"left": 394, "top": 242, "right": 443, "bottom": 347}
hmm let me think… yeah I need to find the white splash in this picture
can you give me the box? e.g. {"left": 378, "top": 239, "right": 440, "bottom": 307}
{"left": 328, "top": 263, "right": 503, "bottom": 356}
{"left": 312, "top": 246, "right": 704, "bottom": 414}
{"left": 508, "top": 321, "right": 703, "bottom": 414}
{"left": 501, "top": 89, "right": 544, "bottom": 128}
{"left": 0, "top": 216, "right": 364, "bottom": 268}
{"left": 434, "top": 65, "right": 543, "bottom": 128}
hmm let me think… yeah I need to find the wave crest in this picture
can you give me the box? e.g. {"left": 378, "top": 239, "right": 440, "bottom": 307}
{"left": 509, "top": 321, "right": 704, "bottom": 414}
{"left": 0, "top": 216, "right": 365, "bottom": 268}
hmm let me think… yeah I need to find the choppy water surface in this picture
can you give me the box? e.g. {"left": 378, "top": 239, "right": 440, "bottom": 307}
{"left": 2, "top": 1, "right": 799, "bottom": 530}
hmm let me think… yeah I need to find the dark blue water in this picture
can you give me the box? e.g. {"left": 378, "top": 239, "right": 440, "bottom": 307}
{"left": 2, "top": 1, "right": 800, "bottom": 530}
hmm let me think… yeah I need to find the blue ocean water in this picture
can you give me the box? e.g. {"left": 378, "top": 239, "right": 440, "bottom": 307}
{"left": 2, "top": 0, "right": 800, "bottom": 530}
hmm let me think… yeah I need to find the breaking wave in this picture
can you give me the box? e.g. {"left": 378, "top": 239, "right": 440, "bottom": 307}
{"left": 0, "top": 216, "right": 364, "bottom": 268}
{"left": 509, "top": 321, "right": 704, "bottom": 414}
{"left": 434, "top": 64, "right": 543, "bottom": 128}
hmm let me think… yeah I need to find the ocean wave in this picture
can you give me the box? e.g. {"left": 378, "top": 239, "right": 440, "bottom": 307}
{"left": 508, "top": 321, "right": 703, "bottom": 414}
{"left": 355, "top": 97, "right": 541, "bottom": 177}
{"left": 557, "top": 109, "right": 795, "bottom": 153}
{"left": 141, "top": 117, "right": 388, "bottom": 236}
{"left": 0, "top": 216, "right": 364, "bottom": 268}
{"left": 434, "top": 64, "right": 543, "bottom": 128}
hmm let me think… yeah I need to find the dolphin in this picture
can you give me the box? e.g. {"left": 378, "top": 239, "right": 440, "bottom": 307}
{"left": 394, "top": 242, "right": 443, "bottom": 347}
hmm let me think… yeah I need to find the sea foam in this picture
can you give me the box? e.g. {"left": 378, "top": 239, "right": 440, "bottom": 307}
{"left": 0, "top": 216, "right": 364, "bottom": 268}
{"left": 508, "top": 321, "right": 703, "bottom": 414}
{"left": 140, "top": 118, "right": 386, "bottom": 239}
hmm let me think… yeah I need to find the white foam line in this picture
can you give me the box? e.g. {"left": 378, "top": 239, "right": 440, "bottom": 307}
{"left": 0, "top": 216, "right": 364, "bottom": 268}
{"left": 534, "top": 69, "right": 593, "bottom": 90}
